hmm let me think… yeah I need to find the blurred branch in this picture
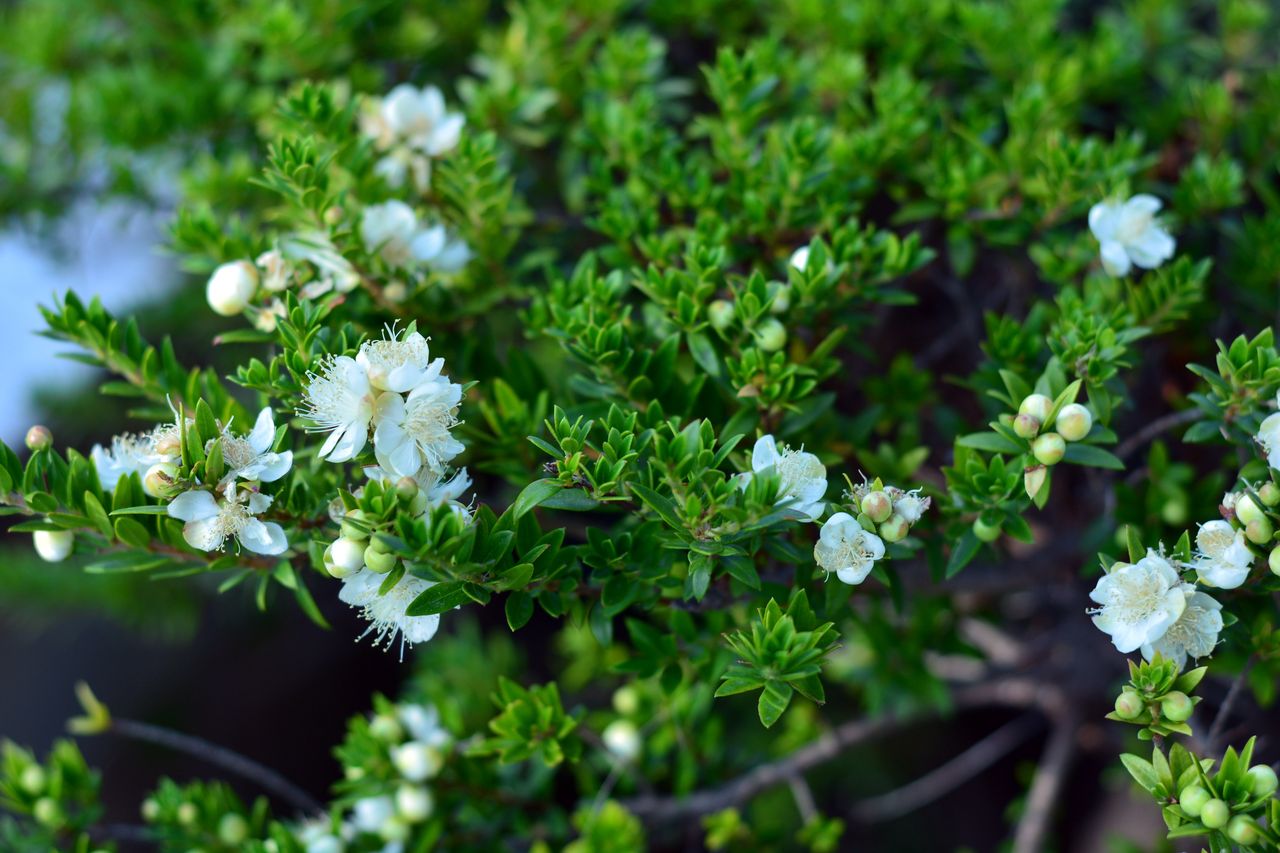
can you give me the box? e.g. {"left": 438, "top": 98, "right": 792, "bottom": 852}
{"left": 1011, "top": 717, "right": 1077, "bottom": 853}
{"left": 1114, "top": 409, "right": 1200, "bottom": 459}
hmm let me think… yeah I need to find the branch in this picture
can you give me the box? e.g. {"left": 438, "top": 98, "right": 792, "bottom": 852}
{"left": 1114, "top": 409, "right": 1200, "bottom": 459}
{"left": 851, "top": 713, "right": 1043, "bottom": 823}
{"left": 1208, "top": 660, "right": 1254, "bottom": 752}
{"left": 1011, "top": 717, "right": 1077, "bottom": 853}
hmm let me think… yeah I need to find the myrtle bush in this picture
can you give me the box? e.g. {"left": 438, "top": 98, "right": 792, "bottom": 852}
{"left": 3, "top": 0, "right": 1280, "bottom": 850}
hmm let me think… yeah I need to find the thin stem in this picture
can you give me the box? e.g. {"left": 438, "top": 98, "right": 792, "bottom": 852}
{"left": 1208, "top": 660, "right": 1254, "bottom": 751}
{"left": 1011, "top": 718, "right": 1076, "bottom": 853}
{"left": 108, "top": 718, "right": 324, "bottom": 816}
{"left": 1114, "top": 409, "right": 1200, "bottom": 459}
{"left": 788, "top": 774, "right": 818, "bottom": 824}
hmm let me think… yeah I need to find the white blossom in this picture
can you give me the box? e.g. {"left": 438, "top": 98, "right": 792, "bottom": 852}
{"left": 889, "top": 487, "right": 930, "bottom": 524}
{"left": 167, "top": 486, "right": 288, "bottom": 555}
{"left": 211, "top": 407, "right": 293, "bottom": 485}
{"left": 1088, "top": 194, "right": 1176, "bottom": 276}
{"left": 741, "top": 435, "right": 827, "bottom": 521}
{"left": 789, "top": 246, "right": 812, "bottom": 271}
{"left": 603, "top": 720, "right": 641, "bottom": 761}
{"left": 282, "top": 232, "right": 361, "bottom": 297}
{"left": 397, "top": 703, "right": 452, "bottom": 750}
{"left": 814, "top": 512, "right": 885, "bottom": 585}
{"left": 338, "top": 566, "right": 442, "bottom": 655}
{"left": 206, "top": 260, "right": 259, "bottom": 316}
{"left": 351, "top": 796, "right": 396, "bottom": 836}
{"left": 390, "top": 740, "right": 444, "bottom": 781}
{"left": 300, "top": 355, "right": 379, "bottom": 463}
{"left": 1257, "top": 411, "right": 1280, "bottom": 470}
{"left": 91, "top": 431, "right": 170, "bottom": 492}
{"left": 256, "top": 249, "right": 292, "bottom": 292}
{"left": 378, "top": 84, "right": 464, "bottom": 157}
{"left": 409, "top": 223, "right": 472, "bottom": 274}
{"left": 1141, "top": 588, "right": 1223, "bottom": 671}
{"left": 1192, "top": 519, "right": 1252, "bottom": 589}
{"left": 372, "top": 377, "right": 465, "bottom": 479}
{"left": 356, "top": 328, "right": 442, "bottom": 394}
{"left": 1089, "top": 550, "right": 1187, "bottom": 653}
{"left": 33, "top": 529, "right": 74, "bottom": 562}
{"left": 361, "top": 201, "right": 421, "bottom": 267}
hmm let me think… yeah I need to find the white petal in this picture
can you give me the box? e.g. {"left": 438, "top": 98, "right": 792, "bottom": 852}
{"left": 1124, "top": 194, "right": 1162, "bottom": 216}
{"left": 1088, "top": 201, "right": 1120, "bottom": 241}
{"left": 1126, "top": 226, "right": 1175, "bottom": 269}
{"left": 410, "top": 226, "right": 447, "bottom": 262}
{"left": 426, "top": 114, "right": 464, "bottom": 156}
{"left": 836, "top": 562, "right": 874, "bottom": 585}
{"left": 1099, "top": 240, "right": 1131, "bottom": 276}
{"left": 248, "top": 408, "right": 277, "bottom": 454}
{"left": 751, "top": 435, "right": 780, "bottom": 472}
{"left": 248, "top": 451, "right": 293, "bottom": 483}
{"left": 183, "top": 518, "right": 225, "bottom": 552}
{"left": 168, "top": 490, "right": 220, "bottom": 522}
{"left": 239, "top": 520, "right": 288, "bottom": 555}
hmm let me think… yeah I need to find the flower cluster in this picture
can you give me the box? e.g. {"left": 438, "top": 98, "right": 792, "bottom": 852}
{"left": 813, "top": 476, "right": 931, "bottom": 585}
{"left": 205, "top": 231, "right": 362, "bottom": 326}
{"left": 90, "top": 414, "right": 185, "bottom": 497}
{"left": 1088, "top": 194, "right": 1176, "bottom": 277}
{"left": 360, "top": 83, "right": 464, "bottom": 194}
{"left": 360, "top": 201, "right": 470, "bottom": 274}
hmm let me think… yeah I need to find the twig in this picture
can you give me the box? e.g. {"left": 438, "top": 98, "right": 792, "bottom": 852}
{"left": 1115, "top": 409, "right": 1200, "bottom": 459}
{"left": 108, "top": 718, "right": 324, "bottom": 816}
{"left": 90, "top": 823, "right": 157, "bottom": 843}
{"left": 852, "top": 714, "right": 1043, "bottom": 823}
{"left": 1208, "top": 660, "right": 1254, "bottom": 751}
{"left": 1011, "top": 718, "right": 1076, "bottom": 853}
{"left": 788, "top": 774, "right": 818, "bottom": 824}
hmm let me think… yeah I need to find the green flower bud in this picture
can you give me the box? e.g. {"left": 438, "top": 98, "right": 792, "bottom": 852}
{"left": 1259, "top": 482, "right": 1280, "bottom": 507}
{"left": 364, "top": 544, "right": 398, "bottom": 574}
{"left": 1269, "top": 546, "right": 1280, "bottom": 577}
{"left": 369, "top": 713, "right": 403, "bottom": 742}
{"left": 1228, "top": 815, "right": 1259, "bottom": 845}
{"left": 767, "top": 283, "right": 791, "bottom": 315}
{"left": 396, "top": 784, "right": 434, "bottom": 822}
{"left": 396, "top": 477, "right": 419, "bottom": 500}
{"left": 19, "top": 765, "right": 45, "bottom": 795}
{"left": 1024, "top": 465, "right": 1047, "bottom": 500}
{"left": 1200, "top": 798, "right": 1230, "bottom": 829}
{"left": 142, "top": 461, "right": 180, "bottom": 499}
{"left": 33, "top": 797, "right": 60, "bottom": 827}
{"left": 1248, "top": 764, "right": 1278, "bottom": 798}
{"left": 1179, "top": 785, "right": 1210, "bottom": 817}
{"left": 1113, "top": 691, "right": 1144, "bottom": 720}
{"left": 218, "top": 814, "right": 249, "bottom": 845}
{"left": 1161, "top": 691, "right": 1193, "bottom": 722}
{"left": 177, "top": 802, "right": 199, "bottom": 826}
{"left": 141, "top": 798, "right": 160, "bottom": 821}
{"left": 861, "top": 491, "right": 893, "bottom": 523}
{"left": 1055, "top": 403, "right": 1093, "bottom": 441}
{"left": 25, "top": 425, "right": 52, "bottom": 451}
{"left": 612, "top": 686, "right": 640, "bottom": 716}
{"left": 1160, "top": 495, "right": 1188, "bottom": 526}
{"left": 973, "top": 516, "right": 1001, "bottom": 543}
{"left": 708, "top": 300, "right": 734, "bottom": 331}
{"left": 340, "top": 509, "right": 370, "bottom": 541}
{"left": 326, "top": 537, "right": 366, "bottom": 579}
{"left": 1013, "top": 414, "right": 1040, "bottom": 439}
{"left": 1018, "top": 394, "right": 1053, "bottom": 422}
{"left": 879, "top": 514, "right": 909, "bottom": 543}
{"left": 1236, "top": 493, "right": 1266, "bottom": 526}
{"left": 754, "top": 318, "right": 787, "bottom": 352}
{"left": 1032, "top": 432, "right": 1066, "bottom": 466}
{"left": 1246, "top": 517, "right": 1273, "bottom": 545}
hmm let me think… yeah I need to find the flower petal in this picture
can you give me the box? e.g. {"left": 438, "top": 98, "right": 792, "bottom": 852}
{"left": 168, "top": 490, "right": 220, "bottom": 522}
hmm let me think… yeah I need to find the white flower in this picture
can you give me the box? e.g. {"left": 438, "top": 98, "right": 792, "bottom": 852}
{"left": 211, "top": 408, "right": 293, "bottom": 485}
{"left": 380, "top": 84, "right": 464, "bottom": 157}
{"left": 256, "top": 249, "right": 292, "bottom": 292}
{"left": 206, "top": 260, "right": 259, "bottom": 316}
{"left": 395, "top": 784, "right": 433, "bottom": 822}
{"left": 351, "top": 796, "right": 395, "bottom": 835}
{"left": 300, "top": 356, "right": 378, "bottom": 463}
{"left": 167, "top": 487, "right": 288, "bottom": 555}
{"left": 91, "top": 431, "right": 169, "bottom": 492}
{"left": 373, "top": 149, "right": 432, "bottom": 194}
{"left": 814, "top": 512, "right": 885, "bottom": 585}
{"left": 1192, "top": 519, "right": 1253, "bottom": 589}
{"left": 282, "top": 232, "right": 361, "bottom": 297}
{"left": 356, "top": 329, "right": 442, "bottom": 393}
{"left": 603, "top": 720, "right": 641, "bottom": 761}
{"left": 1141, "top": 589, "right": 1223, "bottom": 671}
{"left": 410, "top": 223, "right": 472, "bottom": 274}
{"left": 390, "top": 740, "right": 444, "bottom": 781}
{"left": 296, "top": 818, "right": 348, "bottom": 853}
{"left": 890, "top": 488, "right": 930, "bottom": 524}
{"left": 741, "top": 435, "right": 827, "bottom": 521}
{"left": 372, "top": 378, "right": 465, "bottom": 478}
{"left": 1088, "top": 194, "right": 1176, "bottom": 276}
{"left": 338, "top": 567, "right": 441, "bottom": 655}
{"left": 33, "top": 530, "right": 74, "bottom": 562}
{"left": 361, "top": 201, "right": 420, "bottom": 267}
{"left": 1257, "top": 412, "right": 1280, "bottom": 470}
{"left": 397, "top": 703, "right": 451, "bottom": 750}
{"left": 1089, "top": 550, "right": 1187, "bottom": 653}
{"left": 789, "top": 246, "right": 811, "bottom": 271}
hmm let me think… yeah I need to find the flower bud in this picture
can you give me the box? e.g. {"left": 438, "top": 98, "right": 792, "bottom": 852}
{"left": 364, "top": 544, "right": 398, "bottom": 574}
{"left": 369, "top": 713, "right": 403, "bottom": 742}
{"left": 1228, "top": 815, "right": 1259, "bottom": 845}
{"left": 141, "top": 798, "right": 160, "bottom": 821}
{"left": 612, "top": 686, "right": 640, "bottom": 716}
{"left": 767, "top": 283, "right": 791, "bottom": 314}
{"left": 19, "top": 765, "right": 45, "bottom": 795}
{"left": 206, "top": 260, "right": 259, "bottom": 317}
{"left": 1032, "top": 433, "right": 1066, "bottom": 466}
{"left": 396, "top": 784, "right": 434, "bottom": 822}
{"left": 1179, "top": 784, "right": 1210, "bottom": 817}
{"left": 1013, "top": 414, "right": 1040, "bottom": 439}
{"left": 25, "top": 425, "right": 52, "bottom": 451}
{"left": 1024, "top": 465, "right": 1047, "bottom": 500}
{"left": 383, "top": 282, "right": 409, "bottom": 304}
{"left": 340, "top": 509, "right": 370, "bottom": 541}
{"left": 1200, "top": 798, "right": 1230, "bottom": 829}
{"left": 1018, "top": 394, "right": 1052, "bottom": 422}
{"left": 1260, "top": 482, "right": 1280, "bottom": 507}
{"left": 1160, "top": 691, "right": 1193, "bottom": 722}
{"left": 754, "top": 318, "right": 787, "bottom": 352}
{"left": 218, "top": 814, "right": 249, "bottom": 845}
{"left": 603, "top": 719, "right": 641, "bottom": 761}
{"left": 396, "top": 477, "right": 419, "bottom": 500}
{"left": 708, "top": 300, "right": 734, "bottom": 331}
{"left": 1248, "top": 764, "right": 1278, "bottom": 798}
{"left": 879, "top": 514, "right": 909, "bottom": 543}
{"left": 860, "top": 491, "right": 893, "bottom": 523}
{"left": 972, "top": 516, "right": 1001, "bottom": 543}
{"left": 1159, "top": 495, "right": 1188, "bottom": 526}
{"left": 33, "top": 530, "right": 74, "bottom": 563}
{"left": 177, "top": 802, "right": 199, "bottom": 826}
{"left": 391, "top": 741, "right": 443, "bottom": 781}
{"left": 380, "top": 816, "right": 410, "bottom": 843}
{"left": 142, "top": 462, "right": 179, "bottom": 498}
{"left": 33, "top": 797, "right": 60, "bottom": 826}
{"left": 1113, "top": 691, "right": 1143, "bottom": 720}
{"left": 1269, "top": 546, "right": 1280, "bottom": 577}
{"left": 1236, "top": 493, "right": 1266, "bottom": 525}
{"left": 327, "top": 537, "right": 366, "bottom": 578}
{"left": 1055, "top": 403, "right": 1092, "bottom": 441}
{"left": 1246, "top": 516, "right": 1274, "bottom": 545}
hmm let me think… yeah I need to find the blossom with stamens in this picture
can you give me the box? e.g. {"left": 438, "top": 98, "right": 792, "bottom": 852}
{"left": 1140, "top": 588, "right": 1223, "bottom": 671}
{"left": 167, "top": 486, "right": 288, "bottom": 555}
{"left": 372, "top": 377, "right": 465, "bottom": 478}
{"left": 740, "top": 434, "right": 827, "bottom": 521}
{"left": 338, "top": 566, "right": 442, "bottom": 655}
{"left": 300, "top": 356, "right": 378, "bottom": 463}
{"left": 1089, "top": 550, "right": 1186, "bottom": 653}
{"left": 356, "top": 329, "right": 443, "bottom": 394}
{"left": 1192, "top": 519, "right": 1252, "bottom": 589}
{"left": 1088, "top": 194, "right": 1175, "bottom": 276}
{"left": 209, "top": 408, "right": 292, "bottom": 486}
{"left": 814, "top": 512, "right": 885, "bottom": 585}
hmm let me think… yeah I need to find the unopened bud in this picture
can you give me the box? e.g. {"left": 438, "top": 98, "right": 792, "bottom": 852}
{"left": 1200, "top": 798, "right": 1230, "bottom": 829}
{"left": 1236, "top": 493, "right": 1266, "bottom": 525}
{"left": 708, "top": 299, "right": 734, "bottom": 331}
{"left": 218, "top": 814, "right": 249, "bottom": 845}
{"left": 33, "top": 530, "right": 74, "bottom": 563}
{"left": 1013, "top": 414, "right": 1040, "bottom": 439}
{"left": 25, "top": 425, "right": 52, "bottom": 451}
{"left": 860, "top": 491, "right": 893, "bottom": 523}
{"left": 383, "top": 282, "right": 409, "bottom": 304}
{"left": 340, "top": 509, "right": 370, "bottom": 541}
{"left": 380, "top": 816, "right": 410, "bottom": 843}
{"left": 141, "top": 798, "right": 160, "bottom": 821}
{"left": 879, "top": 514, "right": 909, "bottom": 543}
{"left": 19, "top": 765, "right": 45, "bottom": 795}
{"left": 1032, "top": 432, "right": 1066, "bottom": 466}
{"left": 1248, "top": 764, "right": 1278, "bottom": 798}
{"left": 206, "top": 260, "right": 259, "bottom": 317}
{"left": 754, "top": 318, "right": 787, "bottom": 352}
{"left": 391, "top": 741, "right": 443, "bottom": 782}
{"left": 1161, "top": 691, "right": 1193, "bottom": 722}
{"left": 1055, "top": 403, "right": 1092, "bottom": 441}
{"left": 1246, "top": 516, "right": 1274, "bottom": 545}
{"left": 396, "top": 476, "right": 419, "bottom": 500}
{"left": 369, "top": 713, "right": 403, "bottom": 742}
{"left": 364, "top": 544, "right": 397, "bottom": 574}
{"left": 1259, "top": 482, "right": 1280, "bottom": 507}
{"left": 176, "top": 802, "right": 198, "bottom": 826}
{"left": 767, "top": 283, "right": 791, "bottom": 314}
{"left": 33, "top": 797, "right": 59, "bottom": 826}
{"left": 603, "top": 719, "right": 642, "bottom": 761}
{"left": 1024, "top": 465, "right": 1047, "bottom": 500}
{"left": 142, "top": 462, "right": 179, "bottom": 498}
{"left": 972, "top": 516, "right": 1001, "bottom": 543}
{"left": 326, "top": 537, "right": 366, "bottom": 578}
{"left": 1179, "top": 785, "right": 1210, "bottom": 817}
{"left": 1114, "top": 691, "right": 1143, "bottom": 720}
{"left": 1018, "top": 393, "right": 1052, "bottom": 422}
{"left": 323, "top": 206, "right": 344, "bottom": 225}
{"left": 1228, "top": 815, "right": 1259, "bottom": 845}
{"left": 396, "top": 784, "right": 434, "bottom": 822}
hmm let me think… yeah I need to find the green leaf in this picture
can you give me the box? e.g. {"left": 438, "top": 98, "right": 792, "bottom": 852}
{"left": 1120, "top": 753, "right": 1160, "bottom": 794}
{"left": 404, "top": 581, "right": 471, "bottom": 616}
{"left": 957, "top": 431, "right": 1024, "bottom": 455}
{"left": 83, "top": 491, "right": 113, "bottom": 537}
{"left": 945, "top": 530, "right": 981, "bottom": 578}
{"left": 113, "top": 517, "right": 152, "bottom": 548}
{"left": 758, "top": 681, "right": 794, "bottom": 728}
{"left": 510, "top": 478, "right": 562, "bottom": 519}
{"left": 1062, "top": 443, "right": 1124, "bottom": 470}
{"left": 505, "top": 592, "right": 534, "bottom": 631}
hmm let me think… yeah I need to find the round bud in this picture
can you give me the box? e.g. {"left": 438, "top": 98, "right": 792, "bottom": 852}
{"left": 1160, "top": 495, "right": 1188, "bottom": 526}
{"left": 1228, "top": 815, "right": 1259, "bottom": 845}
{"left": 396, "top": 477, "right": 419, "bottom": 500}
{"left": 33, "top": 797, "right": 59, "bottom": 827}
{"left": 19, "top": 765, "right": 45, "bottom": 795}
{"left": 1018, "top": 394, "right": 1053, "bottom": 422}
{"left": 141, "top": 798, "right": 160, "bottom": 821}
{"left": 364, "top": 544, "right": 398, "bottom": 574}
{"left": 329, "top": 537, "right": 366, "bottom": 576}
{"left": 973, "top": 516, "right": 1001, "bottom": 543}
{"left": 1248, "top": 764, "right": 1278, "bottom": 798}
{"left": 1179, "top": 785, "right": 1211, "bottom": 817}
{"left": 1055, "top": 403, "right": 1093, "bottom": 441}
{"left": 340, "top": 509, "right": 370, "bottom": 541}
{"left": 218, "top": 814, "right": 249, "bottom": 845}
{"left": 142, "top": 462, "right": 179, "bottom": 498}
{"left": 369, "top": 713, "right": 403, "bottom": 743}
{"left": 33, "top": 530, "right": 74, "bottom": 563}
{"left": 391, "top": 741, "right": 442, "bottom": 782}
{"left": 879, "top": 514, "right": 910, "bottom": 543}
{"left": 860, "top": 491, "right": 893, "bottom": 523}
{"left": 612, "top": 686, "right": 640, "bottom": 716}
{"left": 1032, "top": 433, "right": 1066, "bottom": 466}
{"left": 396, "top": 784, "right": 434, "bottom": 822}
{"left": 206, "top": 260, "right": 259, "bottom": 317}
{"left": 1236, "top": 494, "right": 1266, "bottom": 526}
{"left": 1200, "top": 798, "right": 1230, "bottom": 829}
{"left": 1161, "top": 691, "right": 1193, "bottom": 722}
{"left": 176, "top": 802, "right": 199, "bottom": 826}
{"left": 25, "top": 425, "right": 52, "bottom": 451}
{"left": 767, "top": 283, "right": 791, "bottom": 315}
{"left": 383, "top": 282, "right": 409, "bottom": 304}
{"left": 1260, "top": 482, "right": 1280, "bottom": 507}
{"left": 707, "top": 300, "right": 735, "bottom": 331}
{"left": 603, "top": 720, "right": 641, "bottom": 761}
{"left": 322, "top": 544, "right": 353, "bottom": 580}
{"left": 1269, "top": 547, "right": 1280, "bottom": 577}
{"left": 754, "top": 318, "right": 787, "bottom": 352}
{"left": 1013, "top": 414, "right": 1040, "bottom": 439}
{"left": 1113, "top": 691, "right": 1144, "bottom": 720}
{"left": 380, "top": 815, "right": 410, "bottom": 843}
{"left": 1246, "top": 517, "right": 1274, "bottom": 546}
